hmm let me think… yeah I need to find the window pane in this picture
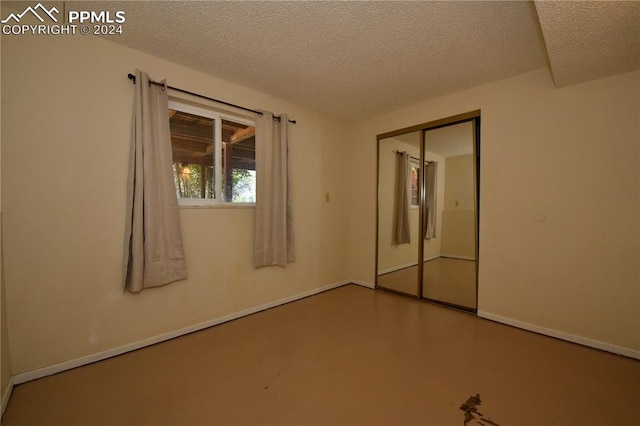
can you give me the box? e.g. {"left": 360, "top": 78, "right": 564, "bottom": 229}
{"left": 221, "top": 119, "right": 256, "bottom": 203}
{"left": 169, "top": 109, "right": 215, "bottom": 199}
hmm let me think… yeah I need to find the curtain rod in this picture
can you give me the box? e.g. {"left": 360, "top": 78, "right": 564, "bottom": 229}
{"left": 127, "top": 73, "right": 296, "bottom": 124}
{"left": 393, "top": 150, "right": 435, "bottom": 163}
{"left": 394, "top": 150, "right": 419, "bottom": 162}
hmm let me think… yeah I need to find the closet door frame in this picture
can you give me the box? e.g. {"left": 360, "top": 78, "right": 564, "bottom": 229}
{"left": 375, "top": 110, "right": 481, "bottom": 312}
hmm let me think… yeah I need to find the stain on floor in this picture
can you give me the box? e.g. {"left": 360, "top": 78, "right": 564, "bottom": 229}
{"left": 263, "top": 373, "right": 282, "bottom": 393}
{"left": 460, "top": 393, "right": 500, "bottom": 426}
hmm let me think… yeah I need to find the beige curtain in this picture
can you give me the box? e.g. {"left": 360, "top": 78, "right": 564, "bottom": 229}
{"left": 395, "top": 152, "right": 411, "bottom": 244}
{"left": 123, "top": 69, "right": 187, "bottom": 293}
{"left": 254, "top": 111, "right": 295, "bottom": 267}
{"left": 424, "top": 161, "right": 438, "bottom": 239}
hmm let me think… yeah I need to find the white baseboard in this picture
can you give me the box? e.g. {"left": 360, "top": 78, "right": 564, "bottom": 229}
{"left": 14, "top": 281, "right": 351, "bottom": 385}
{"left": 378, "top": 262, "right": 418, "bottom": 276}
{"left": 1, "top": 375, "right": 14, "bottom": 417}
{"left": 379, "top": 255, "right": 475, "bottom": 276}
{"left": 478, "top": 311, "right": 640, "bottom": 360}
{"left": 351, "top": 280, "right": 374, "bottom": 289}
{"left": 440, "top": 254, "right": 475, "bottom": 261}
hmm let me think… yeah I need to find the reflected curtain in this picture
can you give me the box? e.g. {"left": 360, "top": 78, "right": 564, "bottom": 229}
{"left": 424, "top": 161, "right": 438, "bottom": 239}
{"left": 254, "top": 111, "right": 295, "bottom": 267}
{"left": 395, "top": 152, "right": 411, "bottom": 244}
{"left": 123, "top": 69, "right": 187, "bottom": 293}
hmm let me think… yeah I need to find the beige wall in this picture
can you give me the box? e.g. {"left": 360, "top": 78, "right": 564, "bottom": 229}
{"left": 1, "top": 264, "right": 10, "bottom": 403}
{"left": 349, "top": 68, "right": 640, "bottom": 352}
{"left": 443, "top": 154, "right": 474, "bottom": 211}
{"left": 1, "top": 33, "right": 351, "bottom": 374}
{"left": 440, "top": 210, "right": 475, "bottom": 258}
{"left": 1, "top": 34, "right": 11, "bottom": 404}
{"left": 440, "top": 154, "right": 475, "bottom": 258}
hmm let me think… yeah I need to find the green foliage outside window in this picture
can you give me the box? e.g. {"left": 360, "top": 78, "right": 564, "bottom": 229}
{"left": 174, "top": 163, "right": 255, "bottom": 202}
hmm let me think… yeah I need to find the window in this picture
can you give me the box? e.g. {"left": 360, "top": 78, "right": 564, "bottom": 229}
{"left": 168, "top": 101, "right": 256, "bottom": 204}
{"left": 410, "top": 159, "right": 420, "bottom": 208}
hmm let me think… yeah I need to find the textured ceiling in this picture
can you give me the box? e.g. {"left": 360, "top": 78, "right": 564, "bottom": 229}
{"left": 535, "top": 1, "right": 640, "bottom": 88}
{"left": 426, "top": 121, "right": 474, "bottom": 158}
{"left": 93, "top": 1, "right": 548, "bottom": 122}
{"left": 60, "top": 1, "right": 640, "bottom": 122}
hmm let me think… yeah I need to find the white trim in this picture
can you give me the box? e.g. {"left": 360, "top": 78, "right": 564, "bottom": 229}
{"left": 1, "top": 375, "right": 14, "bottom": 417}
{"left": 478, "top": 311, "right": 640, "bottom": 360}
{"left": 351, "top": 280, "right": 375, "bottom": 289}
{"left": 377, "top": 262, "right": 418, "bottom": 275}
{"left": 14, "top": 281, "right": 351, "bottom": 385}
{"left": 440, "top": 254, "right": 475, "bottom": 261}
{"left": 178, "top": 202, "right": 255, "bottom": 209}
{"left": 377, "top": 255, "right": 474, "bottom": 275}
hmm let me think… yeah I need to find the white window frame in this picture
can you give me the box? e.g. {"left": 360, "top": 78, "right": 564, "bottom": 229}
{"left": 168, "top": 99, "right": 256, "bottom": 207}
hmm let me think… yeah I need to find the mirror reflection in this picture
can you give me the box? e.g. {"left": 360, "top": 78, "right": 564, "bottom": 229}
{"left": 422, "top": 122, "right": 476, "bottom": 310}
{"left": 376, "top": 131, "right": 421, "bottom": 296}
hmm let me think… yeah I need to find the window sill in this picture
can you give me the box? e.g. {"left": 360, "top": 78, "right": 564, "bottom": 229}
{"left": 178, "top": 201, "right": 255, "bottom": 209}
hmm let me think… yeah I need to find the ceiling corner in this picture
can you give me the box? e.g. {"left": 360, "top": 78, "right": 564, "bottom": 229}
{"left": 534, "top": 0, "right": 640, "bottom": 88}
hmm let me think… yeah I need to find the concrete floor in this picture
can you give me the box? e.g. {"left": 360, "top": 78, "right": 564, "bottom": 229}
{"left": 3, "top": 285, "right": 639, "bottom": 425}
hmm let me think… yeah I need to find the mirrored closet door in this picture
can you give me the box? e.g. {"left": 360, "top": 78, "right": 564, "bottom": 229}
{"left": 375, "top": 112, "right": 480, "bottom": 312}
{"left": 376, "top": 131, "right": 421, "bottom": 297}
{"left": 422, "top": 121, "right": 478, "bottom": 310}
